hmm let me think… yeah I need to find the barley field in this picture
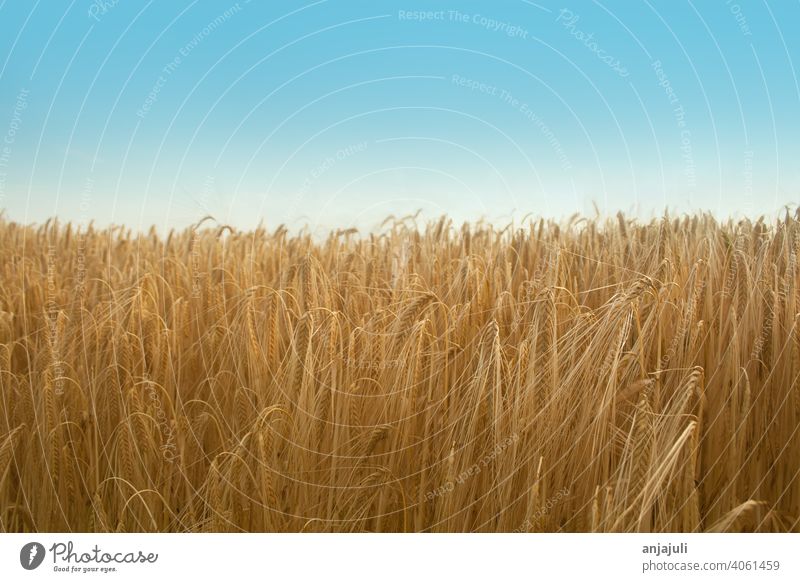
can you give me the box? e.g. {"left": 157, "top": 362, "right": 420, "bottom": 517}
{"left": 0, "top": 212, "right": 799, "bottom": 533}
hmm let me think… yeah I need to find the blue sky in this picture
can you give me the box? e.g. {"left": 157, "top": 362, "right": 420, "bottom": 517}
{"left": 0, "top": 1, "right": 798, "bottom": 232}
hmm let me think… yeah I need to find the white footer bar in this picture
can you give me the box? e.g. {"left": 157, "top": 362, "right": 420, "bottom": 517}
{"left": 1, "top": 534, "right": 797, "bottom": 581}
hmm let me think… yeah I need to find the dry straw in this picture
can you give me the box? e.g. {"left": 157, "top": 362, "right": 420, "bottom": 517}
{"left": 0, "top": 212, "right": 798, "bottom": 532}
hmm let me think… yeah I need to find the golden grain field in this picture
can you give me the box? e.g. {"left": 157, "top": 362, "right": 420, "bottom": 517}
{"left": 0, "top": 212, "right": 799, "bottom": 532}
